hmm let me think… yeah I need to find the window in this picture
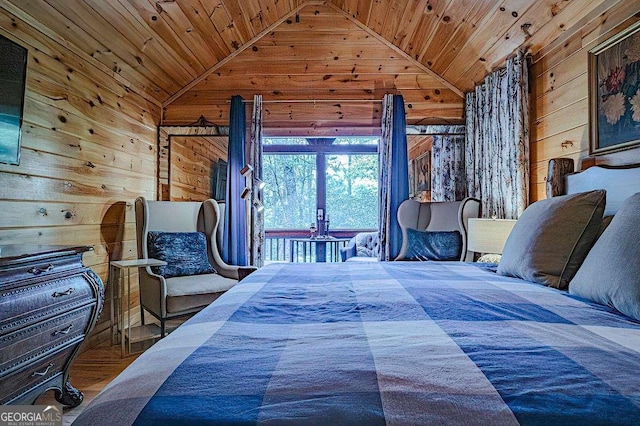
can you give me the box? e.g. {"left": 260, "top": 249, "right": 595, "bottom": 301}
{"left": 262, "top": 137, "right": 378, "bottom": 231}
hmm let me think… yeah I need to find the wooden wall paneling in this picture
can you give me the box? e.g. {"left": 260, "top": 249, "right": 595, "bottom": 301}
{"left": 394, "top": 0, "right": 428, "bottom": 52}
{"left": 428, "top": 0, "right": 498, "bottom": 73}
{"left": 0, "top": 172, "right": 155, "bottom": 204}
{"left": 379, "top": 0, "right": 405, "bottom": 42}
{"left": 444, "top": 1, "right": 545, "bottom": 91}
{"left": 241, "top": 0, "right": 270, "bottom": 34}
{"left": 401, "top": 0, "right": 445, "bottom": 61}
{"left": 0, "top": 0, "right": 167, "bottom": 104}
{"left": 117, "top": 0, "right": 212, "bottom": 73}
{"left": 218, "top": 0, "right": 255, "bottom": 44}
{"left": 416, "top": 0, "right": 468, "bottom": 64}
{"left": 24, "top": 50, "right": 160, "bottom": 129}
{"left": 187, "top": 73, "right": 443, "bottom": 93}
{"left": 22, "top": 126, "right": 156, "bottom": 178}
{"left": 407, "top": 135, "right": 433, "bottom": 160}
{"left": 40, "top": 0, "right": 184, "bottom": 94}
{"left": 0, "top": 200, "right": 135, "bottom": 228}
{"left": 91, "top": 0, "right": 202, "bottom": 78}
{"left": 532, "top": 0, "right": 632, "bottom": 62}
{"left": 529, "top": 0, "right": 640, "bottom": 202}
{"left": 164, "top": 3, "right": 464, "bottom": 131}
{"left": 172, "top": 87, "right": 461, "bottom": 106}
{"left": 443, "top": 0, "right": 535, "bottom": 90}
{"left": 22, "top": 98, "right": 156, "bottom": 160}
{"left": 452, "top": 0, "right": 587, "bottom": 90}
{"left": 158, "top": 126, "right": 228, "bottom": 200}
{"left": 0, "top": 3, "right": 159, "bottom": 348}
{"left": 142, "top": 0, "right": 228, "bottom": 67}
{"left": 180, "top": 0, "right": 239, "bottom": 57}
{"left": 28, "top": 76, "right": 156, "bottom": 142}
{"left": 169, "top": 136, "right": 228, "bottom": 202}
{"left": 530, "top": 126, "right": 588, "bottom": 165}
{"left": 533, "top": 73, "right": 587, "bottom": 119}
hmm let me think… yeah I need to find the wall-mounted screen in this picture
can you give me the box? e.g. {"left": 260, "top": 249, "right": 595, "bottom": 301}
{"left": 0, "top": 35, "right": 27, "bottom": 165}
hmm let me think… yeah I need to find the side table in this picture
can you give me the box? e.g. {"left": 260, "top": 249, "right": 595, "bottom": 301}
{"left": 109, "top": 258, "right": 166, "bottom": 357}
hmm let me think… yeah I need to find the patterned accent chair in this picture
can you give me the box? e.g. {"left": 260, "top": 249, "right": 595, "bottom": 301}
{"left": 340, "top": 231, "right": 380, "bottom": 262}
{"left": 135, "top": 197, "right": 256, "bottom": 336}
{"left": 395, "top": 197, "right": 481, "bottom": 261}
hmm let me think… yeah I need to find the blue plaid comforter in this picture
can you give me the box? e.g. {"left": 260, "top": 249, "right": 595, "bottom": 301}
{"left": 75, "top": 262, "right": 640, "bottom": 425}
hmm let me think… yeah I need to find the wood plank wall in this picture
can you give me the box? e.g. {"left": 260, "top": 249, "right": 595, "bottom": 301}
{"left": 170, "top": 136, "right": 228, "bottom": 202}
{"left": 164, "top": 3, "right": 464, "bottom": 136}
{"left": 0, "top": 7, "right": 160, "bottom": 346}
{"left": 529, "top": 2, "right": 640, "bottom": 201}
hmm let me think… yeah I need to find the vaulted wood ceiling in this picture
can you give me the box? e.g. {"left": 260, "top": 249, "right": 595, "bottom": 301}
{"left": 4, "top": 0, "right": 624, "bottom": 132}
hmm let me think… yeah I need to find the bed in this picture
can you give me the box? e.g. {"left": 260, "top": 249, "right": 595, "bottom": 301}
{"left": 74, "top": 162, "right": 640, "bottom": 425}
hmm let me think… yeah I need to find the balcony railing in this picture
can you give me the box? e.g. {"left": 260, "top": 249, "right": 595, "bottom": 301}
{"left": 264, "top": 229, "right": 372, "bottom": 263}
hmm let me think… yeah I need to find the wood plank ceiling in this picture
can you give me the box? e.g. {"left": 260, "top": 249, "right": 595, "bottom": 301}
{"left": 3, "top": 0, "right": 624, "bottom": 133}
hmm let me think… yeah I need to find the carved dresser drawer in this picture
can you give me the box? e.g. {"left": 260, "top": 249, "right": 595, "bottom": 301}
{"left": 0, "top": 245, "right": 104, "bottom": 407}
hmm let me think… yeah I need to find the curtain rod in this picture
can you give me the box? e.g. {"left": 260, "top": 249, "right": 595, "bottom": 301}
{"left": 228, "top": 99, "right": 384, "bottom": 104}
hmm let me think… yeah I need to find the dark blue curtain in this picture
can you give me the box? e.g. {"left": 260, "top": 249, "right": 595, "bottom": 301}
{"left": 223, "top": 95, "right": 247, "bottom": 265}
{"left": 389, "top": 95, "right": 409, "bottom": 258}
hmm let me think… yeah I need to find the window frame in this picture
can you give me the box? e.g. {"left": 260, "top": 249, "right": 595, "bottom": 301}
{"left": 263, "top": 140, "right": 378, "bottom": 231}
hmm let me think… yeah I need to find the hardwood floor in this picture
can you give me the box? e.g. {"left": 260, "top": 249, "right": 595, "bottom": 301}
{"left": 36, "top": 342, "right": 140, "bottom": 426}
{"left": 35, "top": 315, "right": 189, "bottom": 425}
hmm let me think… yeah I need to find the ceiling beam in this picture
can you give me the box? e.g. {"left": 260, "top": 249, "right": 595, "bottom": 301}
{"left": 162, "top": 0, "right": 312, "bottom": 108}
{"left": 323, "top": 1, "right": 464, "bottom": 98}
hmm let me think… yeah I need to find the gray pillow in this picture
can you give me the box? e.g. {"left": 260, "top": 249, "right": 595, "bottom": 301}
{"left": 570, "top": 192, "right": 640, "bottom": 320}
{"left": 497, "top": 190, "right": 605, "bottom": 289}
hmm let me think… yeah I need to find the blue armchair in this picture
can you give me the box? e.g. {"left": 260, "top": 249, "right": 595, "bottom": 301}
{"left": 340, "top": 231, "right": 380, "bottom": 262}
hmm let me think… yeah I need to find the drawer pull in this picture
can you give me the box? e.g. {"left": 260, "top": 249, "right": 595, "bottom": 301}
{"left": 53, "top": 324, "right": 74, "bottom": 336}
{"left": 31, "top": 363, "right": 54, "bottom": 377}
{"left": 28, "top": 264, "right": 54, "bottom": 275}
{"left": 52, "top": 287, "right": 74, "bottom": 298}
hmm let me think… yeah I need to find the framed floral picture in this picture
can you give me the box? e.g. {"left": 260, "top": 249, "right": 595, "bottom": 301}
{"left": 589, "top": 20, "right": 640, "bottom": 155}
{"left": 414, "top": 151, "right": 431, "bottom": 193}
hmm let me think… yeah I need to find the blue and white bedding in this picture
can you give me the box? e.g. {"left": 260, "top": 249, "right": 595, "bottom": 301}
{"left": 74, "top": 262, "right": 640, "bottom": 425}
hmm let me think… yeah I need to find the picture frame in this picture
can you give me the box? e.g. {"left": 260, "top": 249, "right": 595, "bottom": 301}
{"left": 589, "top": 20, "right": 640, "bottom": 155}
{"left": 408, "top": 159, "right": 415, "bottom": 197}
{"left": 413, "top": 151, "right": 431, "bottom": 193}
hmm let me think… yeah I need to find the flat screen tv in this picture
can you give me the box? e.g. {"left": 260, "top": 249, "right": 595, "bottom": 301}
{"left": 0, "top": 35, "right": 27, "bottom": 165}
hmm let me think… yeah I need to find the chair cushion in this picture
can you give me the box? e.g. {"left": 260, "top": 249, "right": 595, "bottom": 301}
{"left": 497, "top": 190, "right": 606, "bottom": 289}
{"left": 165, "top": 273, "right": 237, "bottom": 313}
{"left": 569, "top": 192, "right": 640, "bottom": 321}
{"left": 147, "top": 231, "right": 216, "bottom": 278}
{"left": 405, "top": 229, "right": 462, "bottom": 261}
{"left": 354, "top": 232, "right": 380, "bottom": 257}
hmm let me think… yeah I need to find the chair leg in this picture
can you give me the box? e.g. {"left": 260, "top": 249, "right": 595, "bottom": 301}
{"left": 160, "top": 319, "right": 166, "bottom": 338}
{"left": 140, "top": 306, "right": 145, "bottom": 325}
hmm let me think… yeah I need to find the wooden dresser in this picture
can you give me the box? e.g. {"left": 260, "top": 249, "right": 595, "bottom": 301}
{"left": 0, "top": 245, "right": 104, "bottom": 406}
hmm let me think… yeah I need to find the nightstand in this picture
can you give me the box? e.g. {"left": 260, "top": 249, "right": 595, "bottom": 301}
{"left": 109, "top": 259, "right": 166, "bottom": 357}
{"left": 467, "top": 218, "right": 517, "bottom": 262}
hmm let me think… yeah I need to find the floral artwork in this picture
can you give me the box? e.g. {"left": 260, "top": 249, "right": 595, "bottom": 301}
{"left": 590, "top": 22, "right": 640, "bottom": 154}
{"left": 413, "top": 151, "right": 430, "bottom": 193}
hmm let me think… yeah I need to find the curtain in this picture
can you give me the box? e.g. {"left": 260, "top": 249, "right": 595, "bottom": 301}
{"left": 465, "top": 50, "right": 529, "bottom": 219}
{"left": 249, "top": 95, "right": 264, "bottom": 267}
{"left": 431, "top": 126, "right": 466, "bottom": 201}
{"left": 378, "top": 94, "right": 410, "bottom": 261}
{"left": 223, "top": 95, "right": 248, "bottom": 265}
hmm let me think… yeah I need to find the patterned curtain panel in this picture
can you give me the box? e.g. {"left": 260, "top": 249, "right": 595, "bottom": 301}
{"left": 249, "top": 95, "right": 264, "bottom": 267}
{"left": 223, "top": 95, "right": 248, "bottom": 265}
{"left": 378, "top": 94, "right": 410, "bottom": 261}
{"left": 431, "top": 126, "right": 466, "bottom": 202}
{"left": 465, "top": 50, "right": 530, "bottom": 219}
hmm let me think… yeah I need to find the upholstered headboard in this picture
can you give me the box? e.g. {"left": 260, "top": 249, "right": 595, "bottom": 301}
{"left": 546, "top": 158, "right": 640, "bottom": 216}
